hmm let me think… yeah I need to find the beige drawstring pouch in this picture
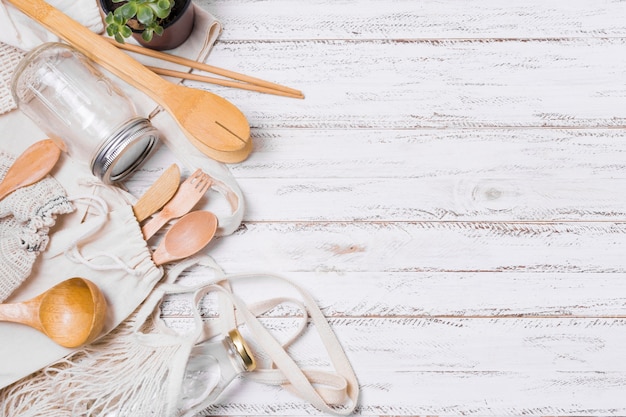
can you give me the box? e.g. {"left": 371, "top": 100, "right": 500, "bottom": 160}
{"left": 0, "top": 113, "right": 163, "bottom": 388}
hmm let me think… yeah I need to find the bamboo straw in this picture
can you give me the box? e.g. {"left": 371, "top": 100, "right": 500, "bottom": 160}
{"left": 104, "top": 37, "right": 304, "bottom": 98}
{"left": 146, "top": 66, "right": 303, "bottom": 99}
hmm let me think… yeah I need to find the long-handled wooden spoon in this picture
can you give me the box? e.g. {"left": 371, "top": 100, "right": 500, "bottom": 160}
{"left": 0, "top": 278, "right": 107, "bottom": 348}
{"left": 6, "top": 0, "right": 252, "bottom": 164}
{"left": 132, "top": 164, "right": 181, "bottom": 222}
{"left": 152, "top": 211, "right": 218, "bottom": 266}
{"left": 0, "top": 139, "right": 61, "bottom": 201}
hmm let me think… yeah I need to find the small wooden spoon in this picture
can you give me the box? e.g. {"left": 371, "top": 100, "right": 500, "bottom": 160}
{"left": 7, "top": 0, "right": 252, "bottom": 163}
{"left": 132, "top": 164, "right": 181, "bottom": 222}
{"left": 0, "top": 278, "right": 107, "bottom": 348}
{"left": 152, "top": 211, "right": 218, "bottom": 266}
{"left": 0, "top": 139, "right": 61, "bottom": 201}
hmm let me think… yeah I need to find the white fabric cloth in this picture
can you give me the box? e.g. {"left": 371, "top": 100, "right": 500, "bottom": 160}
{"left": 0, "top": 0, "right": 103, "bottom": 50}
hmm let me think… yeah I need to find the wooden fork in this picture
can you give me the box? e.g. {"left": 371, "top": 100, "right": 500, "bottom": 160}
{"left": 141, "top": 169, "right": 212, "bottom": 240}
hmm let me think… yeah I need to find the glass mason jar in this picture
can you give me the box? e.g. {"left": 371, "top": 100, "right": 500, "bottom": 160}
{"left": 11, "top": 42, "right": 160, "bottom": 184}
{"left": 177, "top": 329, "right": 257, "bottom": 413}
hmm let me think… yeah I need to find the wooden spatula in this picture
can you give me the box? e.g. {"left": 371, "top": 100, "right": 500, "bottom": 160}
{"left": 6, "top": 0, "right": 252, "bottom": 164}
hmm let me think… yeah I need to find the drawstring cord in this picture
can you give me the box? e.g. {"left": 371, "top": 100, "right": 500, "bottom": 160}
{"left": 64, "top": 194, "right": 138, "bottom": 275}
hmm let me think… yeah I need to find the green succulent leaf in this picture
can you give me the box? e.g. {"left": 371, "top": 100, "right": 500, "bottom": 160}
{"left": 136, "top": 4, "right": 155, "bottom": 25}
{"left": 154, "top": 6, "right": 171, "bottom": 18}
{"left": 120, "top": 25, "right": 133, "bottom": 37}
{"left": 119, "top": 2, "right": 137, "bottom": 20}
{"left": 114, "top": 33, "right": 126, "bottom": 43}
{"left": 141, "top": 29, "right": 154, "bottom": 42}
{"left": 105, "top": 0, "right": 177, "bottom": 43}
{"left": 112, "top": 14, "right": 126, "bottom": 25}
{"left": 104, "top": 12, "right": 115, "bottom": 25}
{"left": 154, "top": 0, "right": 171, "bottom": 17}
{"left": 105, "top": 25, "right": 116, "bottom": 37}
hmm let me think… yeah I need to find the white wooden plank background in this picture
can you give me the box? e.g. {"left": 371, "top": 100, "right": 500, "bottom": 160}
{"left": 124, "top": 1, "right": 626, "bottom": 415}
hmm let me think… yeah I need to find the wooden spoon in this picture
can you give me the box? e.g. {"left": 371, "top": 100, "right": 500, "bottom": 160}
{"left": 0, "top": 278, "right": 107, "bottom": 348}
{"left": 152, "top": 211, "right": 218, "bottom": 266}
{"left": 0, "top": 139, "right": 61, "bottom": 201}
{"left": 6, "top": 0, "right": 252, "bottom": 164}
{"left": 132, "top": 164, "right": 181, "bottom": 222}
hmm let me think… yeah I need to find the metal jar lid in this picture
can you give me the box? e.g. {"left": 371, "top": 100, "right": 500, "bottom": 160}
{"left": 92, "top": 117, "right": 159, "bottom": 183}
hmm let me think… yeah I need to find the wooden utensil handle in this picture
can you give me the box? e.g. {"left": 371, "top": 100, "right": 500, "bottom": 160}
{"left": 0, "top": 301, "right": 41, "bottom": 331}
{"left": 141, "top": 211, "right": 172, "bottom": 240}
{"left": 6, "top": 0, "right": 167, "bottom": 102}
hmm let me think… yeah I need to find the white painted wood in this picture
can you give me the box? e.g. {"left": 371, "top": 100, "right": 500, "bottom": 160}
{"left": 160, "top": 271, "right": 626, "bottom": 318}
{"left": 237, "top": 177, "right": 626, "bottom": 221}
{"left": 121, "top": 0, "right": 626, "bottom": 415}
{"left": 196, "top": 0, "right": 626, "bottom": 39}
{"left": 199, "top": 222, "right": 626, "bottom": 274}
{"left": 190, "top": 38, "right": 626, "bottom": 129}
{"left": 228, "top": 129, "right": 626, "bottom": 179}
{"left": 132, "top": 129, "right": 626, "bottom": 222}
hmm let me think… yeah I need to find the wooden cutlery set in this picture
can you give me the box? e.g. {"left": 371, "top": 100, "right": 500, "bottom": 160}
{"left": 134, "top": 165, "right": 218, "bottom": 266}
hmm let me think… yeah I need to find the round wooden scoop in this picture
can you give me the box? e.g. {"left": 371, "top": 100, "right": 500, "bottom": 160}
{"left": 0, "top": 139, "right": 61, "bottom": 201}
{"left": 0, "top": 278, "right": 107, "bottom": 348}
{"left": 6, "top": 0, "right": 252, "bottom": 164}
{"left": 152, "top": 210, "right": 218, "bottom": 266}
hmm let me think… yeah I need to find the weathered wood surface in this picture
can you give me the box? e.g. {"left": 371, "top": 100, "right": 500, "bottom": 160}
{"left": 126, "top": 1, "right": 626, "bottom": 415}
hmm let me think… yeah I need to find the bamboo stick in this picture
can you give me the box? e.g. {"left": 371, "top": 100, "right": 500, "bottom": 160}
{"left": 146, "top": 66, "right": 304, "bottom": 99}
{"left": 104, "top": 37, "right": 304, "bottom": 98}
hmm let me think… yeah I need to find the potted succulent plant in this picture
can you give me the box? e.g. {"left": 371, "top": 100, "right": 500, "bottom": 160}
{"left": 100, "top": 0, "right": 195, "bottom": 50}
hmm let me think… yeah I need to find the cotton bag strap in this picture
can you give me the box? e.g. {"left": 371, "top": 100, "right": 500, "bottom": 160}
{"left": 157, "top": 256, "right": 360, "bottom": 416}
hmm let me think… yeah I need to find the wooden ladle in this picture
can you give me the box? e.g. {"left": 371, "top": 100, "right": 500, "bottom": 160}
{"left": 0, "top": 278, "right": 107, "bottom": 348}
{"left": 0, "top": 139, "right": 61, "bottom": 201}
{"left": 6, "top": 0, "right": 252, "bottom": 164}
{"left": 152, "top": 210, "right": 218, "bottom": 266}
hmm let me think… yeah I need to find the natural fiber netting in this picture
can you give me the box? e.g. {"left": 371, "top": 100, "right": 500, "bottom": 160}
{"left": 0, "top": 42, "right": 25, "bottom": 115}
{"left": 0, "top": 149, "right": 73, "bottom": 302}
{"left": 0, "top": 305, "right": 182, "bottom": 416}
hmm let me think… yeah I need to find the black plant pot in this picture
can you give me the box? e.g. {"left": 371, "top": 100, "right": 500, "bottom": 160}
{"left": 100, "top": 0, "right": 195, "bottom": 50}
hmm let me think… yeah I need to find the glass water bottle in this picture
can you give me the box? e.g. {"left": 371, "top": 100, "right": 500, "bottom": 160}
{"left": 11, "top": 42, "right": 160, "bottom": 184}
{"left": 177, "top": 329, "right": 257, "bottom": 413}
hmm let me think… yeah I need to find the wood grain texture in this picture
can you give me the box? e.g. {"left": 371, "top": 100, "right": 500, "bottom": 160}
{"left": 195, "top": 38, "right": 626, "bottom": 129}
{"left": 121, "top": 0, "right": 626, "bottom": 415}
{"left": 196, "top": 0, "right": 626, "bottom": 39}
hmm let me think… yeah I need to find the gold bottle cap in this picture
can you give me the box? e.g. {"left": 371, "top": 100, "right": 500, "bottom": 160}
{"left": 228, "top": 329, "right": 257, "bottom": 372}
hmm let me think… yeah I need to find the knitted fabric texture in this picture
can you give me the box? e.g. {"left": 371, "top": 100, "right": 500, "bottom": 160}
{"left": 0, "top": 43, "right": 24, "bottom": 115}
{"left": 0, "top": 150, "right": 73, "bottom": 302}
